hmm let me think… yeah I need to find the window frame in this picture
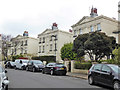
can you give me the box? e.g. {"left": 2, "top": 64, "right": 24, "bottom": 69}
{"left": 101, "top": 65, "right": 111, "bottom": 73}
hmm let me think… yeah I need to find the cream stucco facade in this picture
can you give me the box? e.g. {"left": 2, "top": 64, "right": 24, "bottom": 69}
{"left": 38, "top": 29, "right": 73, "bottom": 62}
{"left": 118, "top": 1, "right": 120, "bottom": 44}
{"left": 8, "top": 35, "right": 38, "bottom": 59}
{"left": 72, "top": 15, "right": 119, "bottom": 43}
{"left": 71, "top": 14, "right": 119, "bottom": 60}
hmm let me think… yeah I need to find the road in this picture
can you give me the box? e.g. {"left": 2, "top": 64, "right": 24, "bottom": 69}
{"left": 6, "top": 69, "right": 112, "bottom": 89}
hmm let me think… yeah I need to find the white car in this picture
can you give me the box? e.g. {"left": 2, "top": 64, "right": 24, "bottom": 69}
{"left": 0, "top": 65, "right": 9, "bottom": 90}
{"left": 14, "top": 59, "right": 29, "bottom": 70}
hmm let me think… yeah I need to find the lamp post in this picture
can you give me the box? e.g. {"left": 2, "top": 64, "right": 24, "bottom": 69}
{"left": 51, "top": 35, "right": 57, "bottom": 61}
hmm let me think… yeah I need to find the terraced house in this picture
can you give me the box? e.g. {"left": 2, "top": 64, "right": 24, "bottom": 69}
{"left": 8, "top": 31, "right": 38, "bottom": 59}
{"left": 71, "top": 7, "right": 119, "bottom": 60}
{"left": 38, "top": 23, "right": 73, "bottom": 62}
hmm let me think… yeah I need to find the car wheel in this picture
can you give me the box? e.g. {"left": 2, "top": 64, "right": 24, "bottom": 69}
{"left": 26, "top": 67, "right": 29, "bottom": 71}
{"left": 50, "top": 70, "right": 54, "bottom": 75}
{"left": 5, "top": 66, "right": 7, "bottom": 68}
{"left": 63, "top": 73, "right": 66, "bottom": 76}
{"left": 88, "top": 76, "right": 94, "bottom": 85}
{"left": 32, "top": 68, "right": 36, "bottom": 72}
{"left": 42, "top": 69, "right": 45, "bottom": 74}
{"left": 21, "top": 66, "right": 24, "bottom": 70}
{"left": 5, "top": 85, "right": 8, "bottom": 90}
{"left": 14, "top": 66, "right": 17, "bottom": 70}
{"left": 113, "top": 81, "right": 120, "bottom": 90}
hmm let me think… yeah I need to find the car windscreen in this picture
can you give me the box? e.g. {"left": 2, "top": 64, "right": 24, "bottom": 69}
{"left": 110, "top": 65, "right": 120, "bottom": 74}
{"left": 33, "top": 60, "right": 42, "bottom": 64}
{"left": 55, "top": 64, "right": 64, "bottom": 67}
{"left": 22, "top": 60, "right": 29, "bottom": 63}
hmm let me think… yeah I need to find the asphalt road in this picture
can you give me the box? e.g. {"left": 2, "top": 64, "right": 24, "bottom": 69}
{"left": 6, "top": 69, "right": 112, "bottom": 89}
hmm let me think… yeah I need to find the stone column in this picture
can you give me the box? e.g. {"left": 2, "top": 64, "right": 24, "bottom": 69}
{"left": 43, "top": 61, "right": 47, "bottom": 65}
{"left": 64, "top": 61, "right": 69, "bottom": 72}
{"left": 71, "top": 60, "right": 74, "bottom": 73}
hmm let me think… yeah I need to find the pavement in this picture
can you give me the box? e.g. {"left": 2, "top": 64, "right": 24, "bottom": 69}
{"left": 67, "top": 72, "right": 88, "bottom": 80}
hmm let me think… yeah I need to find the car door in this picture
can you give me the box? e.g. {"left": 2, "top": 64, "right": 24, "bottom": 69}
{"left": 100, "top": 65, "right": 114, "bottom": 86}
{"left": 45, "top": 63, "right": 54, "bottom": 73}
{"left": 27, "top": 61, "right": 32, "bottom": 70}
{"left": 19, "top": 60, "right": 23, "bottom": 69}
{"left": 16, "top": 60, "right": 20, "bottom": 68}
{"left": 92, "top": 64, "right": 102, "bottom": 83}
{"left": 29, "top": 61, "right": 33, "bottom": 71}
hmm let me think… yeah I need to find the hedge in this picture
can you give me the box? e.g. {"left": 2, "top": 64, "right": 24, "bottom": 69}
{"left": 32, "top": 56, "right": 56, "bottom": 63}
{"left": 74, "top": 62, "right": 92, "bottom": 70}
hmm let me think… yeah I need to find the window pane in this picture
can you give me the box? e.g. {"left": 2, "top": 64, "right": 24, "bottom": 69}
{"left": 90, "top": 26, "right": 94, "bottom": 32}
{"left": 94, "top": 64, "right": 102, "bottom": 71}
{"left": 74, "top": 30, "right": 77, "bottom": 36}
{"left": 97, "top": 24, "right": 101, "bottom": 31}
{"left": 102, "top": 65, "right": 111, "bottom": 72}
{"left": 79, "top": 29, "right": 82, "bottom": 34}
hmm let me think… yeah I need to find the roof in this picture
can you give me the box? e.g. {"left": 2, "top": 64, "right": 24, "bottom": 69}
{"left": 11, "top": 35, "right": 37, "bottom": 41}
{"left": 38, "top": 29, "right": 73, "bottom": 37}
{"left": 71, "top": 15, "right": 119, "bottom": 28}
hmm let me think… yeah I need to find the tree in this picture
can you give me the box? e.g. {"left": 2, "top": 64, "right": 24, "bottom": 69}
{"left": 1, "top": 34, "right": 12, "bottom": 60}
{"left": 73, "top": 32, "right": 116, "bottom": 62}
{"left": 61, "top": 43, "right": 77, "bottom": 60}
{"left": 112, "top": 47, "right": 120, "bottom": 64}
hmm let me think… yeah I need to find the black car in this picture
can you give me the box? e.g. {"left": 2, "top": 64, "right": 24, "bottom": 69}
{"left": 88, "top": 64, "right": 120, "bottom": 90}
{"left": 26, "top": 60, "right": 44, "bottom": 72}
{"left": 5, "top": 61, "right": 15, "bottom": 69}
{"left": 42, "top": 63, "right": 67, "bottom": 75}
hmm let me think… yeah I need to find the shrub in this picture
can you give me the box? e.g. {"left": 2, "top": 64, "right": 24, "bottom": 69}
{"left": 32, "top": 56, "right": 56, "bottom": 63}
{"left": 74, "top": 61, "right": 92, "bottom": 70}
{"left": 99, "top": 59, "right": 117, "bottom": 64}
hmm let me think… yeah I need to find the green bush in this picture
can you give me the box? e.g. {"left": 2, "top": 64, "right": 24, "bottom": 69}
{"left": 99, "top": 59, "right": 117, "bottom": 64}
{"left": 74, "top": 61, "right": 92, "bottom": 70}
{"left": 32, "top": 56, "right": 56, "bottom": 63}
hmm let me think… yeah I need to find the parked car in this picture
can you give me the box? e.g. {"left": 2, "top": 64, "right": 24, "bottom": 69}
{"left": 26, "top": 60, "right": 44, "bottom": 72}
{"left": 42, "top": 63, "right": 67, "bottom": 75}
{"left": 88, "top": 64, "right": 120, "bottom": 90}
{"left": 5, "top": 61, "right": 15, "bottom": 69}
{"left": 0, "top": 64, "right": 9, "bottom": 90}
{"left": 14, "top": 59, "right": 29, "bottom": 70}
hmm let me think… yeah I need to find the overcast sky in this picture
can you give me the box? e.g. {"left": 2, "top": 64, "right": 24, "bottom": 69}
{"left": 0, "top": 0, "right": 119, "bottom": 38}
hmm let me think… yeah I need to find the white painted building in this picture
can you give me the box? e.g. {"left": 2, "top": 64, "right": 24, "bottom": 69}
{"left": 71, "top": 7, "right": 119, "bottom": 60}
{"left": 8, "top": 31, "right": 38, "bottom": 59}
{"left": 118, "top": 1, "right": 120, "bottom": 44}
{"left": 38, "top": 23, "right": 73, "bottom": 62}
